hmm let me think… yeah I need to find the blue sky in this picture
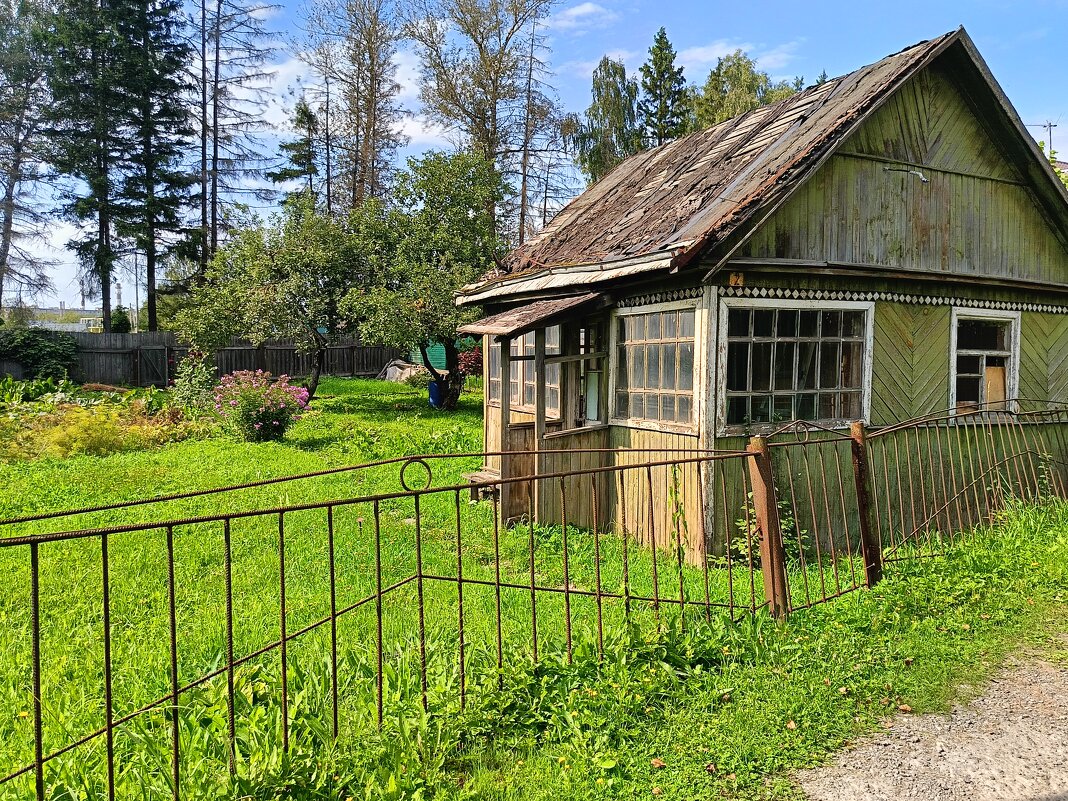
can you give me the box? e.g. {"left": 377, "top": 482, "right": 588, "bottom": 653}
{"left": 37, "top": 0, "right": 1068, "bottom": 309}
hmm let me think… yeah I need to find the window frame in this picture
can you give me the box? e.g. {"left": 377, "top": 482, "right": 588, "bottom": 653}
{"left": 608, "top": 298, "right": 701, "bottom": 434}
{"left": 948, "top": 307, "right": 1020, "bottom": 413}
{"left": 716, "top": 297, "right": 875, "bottom": 436}
{"left": 485, "top": 329, "right": 562, "bottom": 418}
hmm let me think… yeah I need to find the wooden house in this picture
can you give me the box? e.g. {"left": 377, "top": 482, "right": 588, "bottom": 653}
{"left": 457, "top": 28, "right": 1068, "bottom": 556}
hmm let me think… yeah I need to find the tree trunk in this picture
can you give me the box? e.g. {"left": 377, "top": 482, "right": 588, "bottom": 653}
{"left": 199, "top": 0, "right": 209, "bottom": 277}
{"left": 419, "top": 340, "right": 462, "bottom": 412}
{"left": 306, "top": 343, "right": 325, "bottom": 400}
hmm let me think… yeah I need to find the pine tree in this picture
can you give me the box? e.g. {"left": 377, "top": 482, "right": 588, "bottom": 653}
{"left": 638, "top": 27, "right": 688, "bottom": 147}
{"left": 116, "top": 0, "right": 194, "bottom": 331}
{"left": 565, "top": 55, "right": 642, "bottom": 184}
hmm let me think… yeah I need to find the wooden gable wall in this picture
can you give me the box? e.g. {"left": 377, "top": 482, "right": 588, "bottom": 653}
{"left": 737, "top": 62, "right": 1068, "bottom": 286}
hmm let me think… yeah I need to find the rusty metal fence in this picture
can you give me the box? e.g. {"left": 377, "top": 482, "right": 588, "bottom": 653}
{"left": 2, "top": 401, "right": 1067, "bottom": 797}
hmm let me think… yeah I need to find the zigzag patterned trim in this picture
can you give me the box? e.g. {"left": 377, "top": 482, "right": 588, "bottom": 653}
{"left": 718, "top": 285, "right": 1068, "bottom": 314}
{"left": 618, "top": 287, "right": 703, "bottom": 308}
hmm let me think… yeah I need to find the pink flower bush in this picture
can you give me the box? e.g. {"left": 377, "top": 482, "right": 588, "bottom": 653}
{"left": 212, "top": 370, "right": 310, "bottom": 442}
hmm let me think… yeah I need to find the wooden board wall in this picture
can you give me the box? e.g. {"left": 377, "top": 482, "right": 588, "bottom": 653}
{"left": 870, "top": 302, "right": 952, "bottom": 425}
{"left": 738, "top": 64, "right": 1068, "bottom": 285}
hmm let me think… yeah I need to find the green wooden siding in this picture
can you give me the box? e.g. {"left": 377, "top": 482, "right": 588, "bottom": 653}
{"left": 1021, "top": 312, "right": 1068, "bottom": 404}
{"left": 738, "top": 63, "right": 1068, "bottom": 286}
{"left": 870, "top": 302, "right": 951, "bottom": 424}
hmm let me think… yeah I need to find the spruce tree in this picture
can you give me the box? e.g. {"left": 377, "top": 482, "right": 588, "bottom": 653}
{"left": 638, "top": 27, "right": 688, "bottom": 147}
{"left": 116, "top": 0, "right": 194, "bottom": 331}
{"left": 266, "top": 98, "right": 320, "bottom": 202}
{"left": 43, "top": 0, "right": 135, "bottom": 331}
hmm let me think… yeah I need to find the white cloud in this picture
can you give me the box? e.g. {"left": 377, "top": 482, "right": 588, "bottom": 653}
{"left": 400, "top": 114, "right": 453, "bottom": 149}
{"left": 678, "top": 38, "right": 754, "bottom": 72}
{"left": 755, "top": 40, "right": 802, "bottom": 73}
{"left": 547, "top": 2, "right": 619, "bottom": 33}
{"left": 393, "top": 47, "right": 422, "bottom": 102}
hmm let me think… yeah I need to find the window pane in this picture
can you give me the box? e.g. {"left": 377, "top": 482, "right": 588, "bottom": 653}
{"left": 616, "top": 392, "right": 628, "bottom": 417}
{"left": 647, "top": 344, "right": 661, "bottom": 387}
{"left": 545, "top": 325, "right": 561, "bottom": 355}
{"left": 841, "top": 342, "right": 863, "bottom": 388}
{"left": 660, "top": 394, "right": 676, "bottom": 422}
{"left": 774, "top": 342, "right": 796, "bottom": 391}
{"left": 648, "top": 312, "right": 662, "bottom": 341}
{"left": 773, "top": 395, "right": 793, "bottom": 421}
{"left": 727, "top": 309, "right": 750, "bottom": 337}
{"left": 819, "top": 393, "right": 837, "bottom": 419}
{"left": 547, "top": 387, "right": 560, "bottom": 414}
{"left": 819, "top": 342, "right": 840, "bottom": 388}
{"left": 957, "top": 354, "right": 981, "bottom": 374}
{"left": 663, "top": 345, "right": 677, "bottom": 390}
{"left": 727, "top": 396, "right": 747, "bottom": 425}
{"left": 797, "top": 341, "right": 818, "bottom": 389}
{"left": 753, "top": 309, "right": 774, "bottom": 337}
{"left": 798, "top": 310, "right": 818, "bottom": 337}
{"left": 841, "top": 311, "right": 864, "bottom": 338}
{"left": 777, "top": 309, "right": 798, "bottom": 337}
{"left": 821, "top": 310, "right": 841, "bottom": 337}
{"left": 752, "top": 342, "right": 772, "bottom": 391}
{"left": 726, "top": 342, "right": 749, "bottom": 392}
{"left": 957, "top": 376, "right": 981, "bottom": 406}
{"left": 628, "top": 345, "right": 644, "bottom": 386}
{"left": 796, "top": 393, "right": 817, "bottom": 420}
{"left": 680, "top": 309, "right": 696, "bottom": 338}
{"left": 752, "top": 395, "right": 772, "bottom": 422}
{"left": 958, "top": 319, "right": 1007, "bottom": 351}
{"left": 662, "top": 311, "right": 678, "bottom": 339}
{"left": 629, "top": 393, "right": 645, "bottom": 419}
{"left": 678, "top": 342, "right": 694, "bottom": 390}
{"left": 678, "top": 394, "right": 692, "bottom": 423}
{"left": 615, "top": 346, "right": 628, "bottom": 392}
{"left": 841, "top": 392, "right": 862, "bottom": 419}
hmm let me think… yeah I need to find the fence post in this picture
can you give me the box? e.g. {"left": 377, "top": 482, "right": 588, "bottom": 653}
{"left": 746, "top": 436, "right": 790, "bottom": 618}
{"left": 849, "top": 421, "right": 883, "bottom": 587}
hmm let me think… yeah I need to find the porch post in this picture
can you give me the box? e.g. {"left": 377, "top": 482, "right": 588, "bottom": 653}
{"left": 499, "top": 336, "right": 512, "bottom": 526}
{"left": 533, "top": 328, "right": 547, "bottom": 518}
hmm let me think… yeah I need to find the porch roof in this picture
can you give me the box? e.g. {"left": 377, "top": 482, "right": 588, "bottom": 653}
{"left": 458, "top": 292, "right": 607, "bottom": 338}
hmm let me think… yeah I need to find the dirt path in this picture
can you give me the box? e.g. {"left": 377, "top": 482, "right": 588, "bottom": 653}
{"left": 796, "top": 659, "right": 1068, "bottom": 801}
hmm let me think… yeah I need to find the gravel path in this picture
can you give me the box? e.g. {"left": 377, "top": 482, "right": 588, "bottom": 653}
{"left": 796, "top": 658, "right": 1068, "bottom": 801}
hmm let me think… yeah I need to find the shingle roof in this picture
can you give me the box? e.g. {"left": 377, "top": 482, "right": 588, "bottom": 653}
{"left": 459, "top": 27, "right": 1068, "bottom": 305}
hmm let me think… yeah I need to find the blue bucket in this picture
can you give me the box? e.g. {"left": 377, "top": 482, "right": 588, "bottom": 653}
{"left": 428, "top": 380, "right": 445, "bottom": 409}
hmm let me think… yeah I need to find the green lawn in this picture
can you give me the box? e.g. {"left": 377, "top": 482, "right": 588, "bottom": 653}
{"left": 2, "top": 378, "right": 1067, "bottom": 800}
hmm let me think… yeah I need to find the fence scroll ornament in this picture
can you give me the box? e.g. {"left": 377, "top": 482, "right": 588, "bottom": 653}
{"left": 2, "top": 400, "right": 1067, "bottom": 797}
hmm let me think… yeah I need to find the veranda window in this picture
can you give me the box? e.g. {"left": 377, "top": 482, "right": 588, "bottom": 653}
{"left": 722, "top": 303, "right": 871, "bottom": 428}
{"left": 614, "top": 306, "right": 697, "bottom": 425}
{"left": 487, "top": 328, "right": 561, "bottom": 416}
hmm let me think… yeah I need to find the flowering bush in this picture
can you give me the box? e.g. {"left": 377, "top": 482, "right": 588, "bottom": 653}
{"left": 457, "top": 345, "right": 482, "bottom": 378}
{"left": 213, "top": 370, "right": 309, "bottom": 442}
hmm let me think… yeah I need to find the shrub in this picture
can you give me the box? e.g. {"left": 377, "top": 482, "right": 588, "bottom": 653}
{"left": 110, "top": 306, "right": 132, "bottom": 333}
{"left": 458, "top": 344, "right": 482, "bottom": 377}
{"left": 213, "top": 370, "right": 309, "bottom": 442}
{"left": 171, "top": 350, "right": 217, "bottom": 413}
{"left": 0, "top": 326, "right": 78, "bottom": 379}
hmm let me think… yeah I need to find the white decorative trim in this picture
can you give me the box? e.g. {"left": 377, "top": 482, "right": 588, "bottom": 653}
{"left": 618, "top": 287, "right": 703, "bottom": 308}
{"left": 718, "top": 285, "right": 1068, "bottom": 315}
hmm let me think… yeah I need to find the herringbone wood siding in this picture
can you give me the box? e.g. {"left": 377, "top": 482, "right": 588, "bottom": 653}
{"left": 1022, "top": 312, "right": 1068, "bottom": 404}
{"left": 871, "top": 303, "right": 951, "bottom": 424}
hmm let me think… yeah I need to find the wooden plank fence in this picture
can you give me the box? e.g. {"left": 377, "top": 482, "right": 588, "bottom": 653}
{"left": 39, "top": 332, "right": 403, "bottom": 388}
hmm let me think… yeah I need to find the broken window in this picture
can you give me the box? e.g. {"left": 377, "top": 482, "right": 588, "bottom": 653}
{"left": 724, "top": 304, "right": 868, "bottom": 428}
{"left": 954, "top": 315, "right": 1014, "bottom": 413}
{"left": 614, "top": 306, "right": 697, "bottom": 425}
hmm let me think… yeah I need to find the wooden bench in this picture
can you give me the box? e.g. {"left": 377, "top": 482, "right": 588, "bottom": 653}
{"left": 462, "top": 469, "right": 500, "bottom": 502}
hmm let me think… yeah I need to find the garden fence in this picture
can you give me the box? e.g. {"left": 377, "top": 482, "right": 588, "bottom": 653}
{"left": 2, "top": 400, "right": 1067, "bottom": 798}
{"left": 61, "top": 332, "right": 403, "bottom": 387}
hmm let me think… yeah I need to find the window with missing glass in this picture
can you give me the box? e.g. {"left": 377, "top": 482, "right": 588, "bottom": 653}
{"left": 613, "top": 305, "right": 696, "bottom": 425}
{"left": 952, "top": 311, "right": 1017, "bottom": 413}
{"left": 722, "top": 303, "right": 870, "bottom": 428}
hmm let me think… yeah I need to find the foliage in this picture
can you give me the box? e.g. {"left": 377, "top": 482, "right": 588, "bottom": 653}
{"left": 457, "top": 344, "right": 483, "bottom": 378}
{"left": 691, "top": 50, "right": 801, "bottom": 128}
{"left": 1041, "top": 141, "right": 1068, "bottom": 189}
{"left": 348, "top": 151, "right": 506, "bottom": 410}
{"left": 169, "top": 349, "right": 217, "bottom": 412}
{"left": 566, "top": 55, "right": 643, "bottom": 184}
{"left": 729, "top": 491, "right": 810, "bottom": 567}
{"left": 638, "top": 27, "right": 690, "bottom": 147}
{"left": 0, "top": 324, "right": 77, "bottom": 378}
{"left": 0, "top": 374, "right": 66, "bottom": 403}
{"left": 109, "top": 304, "right": 132, "bottom": 333}
{"left": 212, "top": 369, "right": 309, "bottom": 442}
{"left": 266, "top": 97, "right": 320, "bottom": 201}
{"left": 176, "top": 196, "right": 387, "bottom": 398}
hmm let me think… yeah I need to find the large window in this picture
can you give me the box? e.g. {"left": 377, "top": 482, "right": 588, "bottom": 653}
{"left": 614, "top": 305, "right": 696, "bottom": 425}
{"left": 951, "top": 310, "right": 1018, "bottom": 413}
{"left": 722, "top": 302, "right": 871, "bottom": 429}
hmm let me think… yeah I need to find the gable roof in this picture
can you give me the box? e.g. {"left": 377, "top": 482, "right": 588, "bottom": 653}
{"left": 459, "top": 27, "right": 1068, "bottom": 306}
